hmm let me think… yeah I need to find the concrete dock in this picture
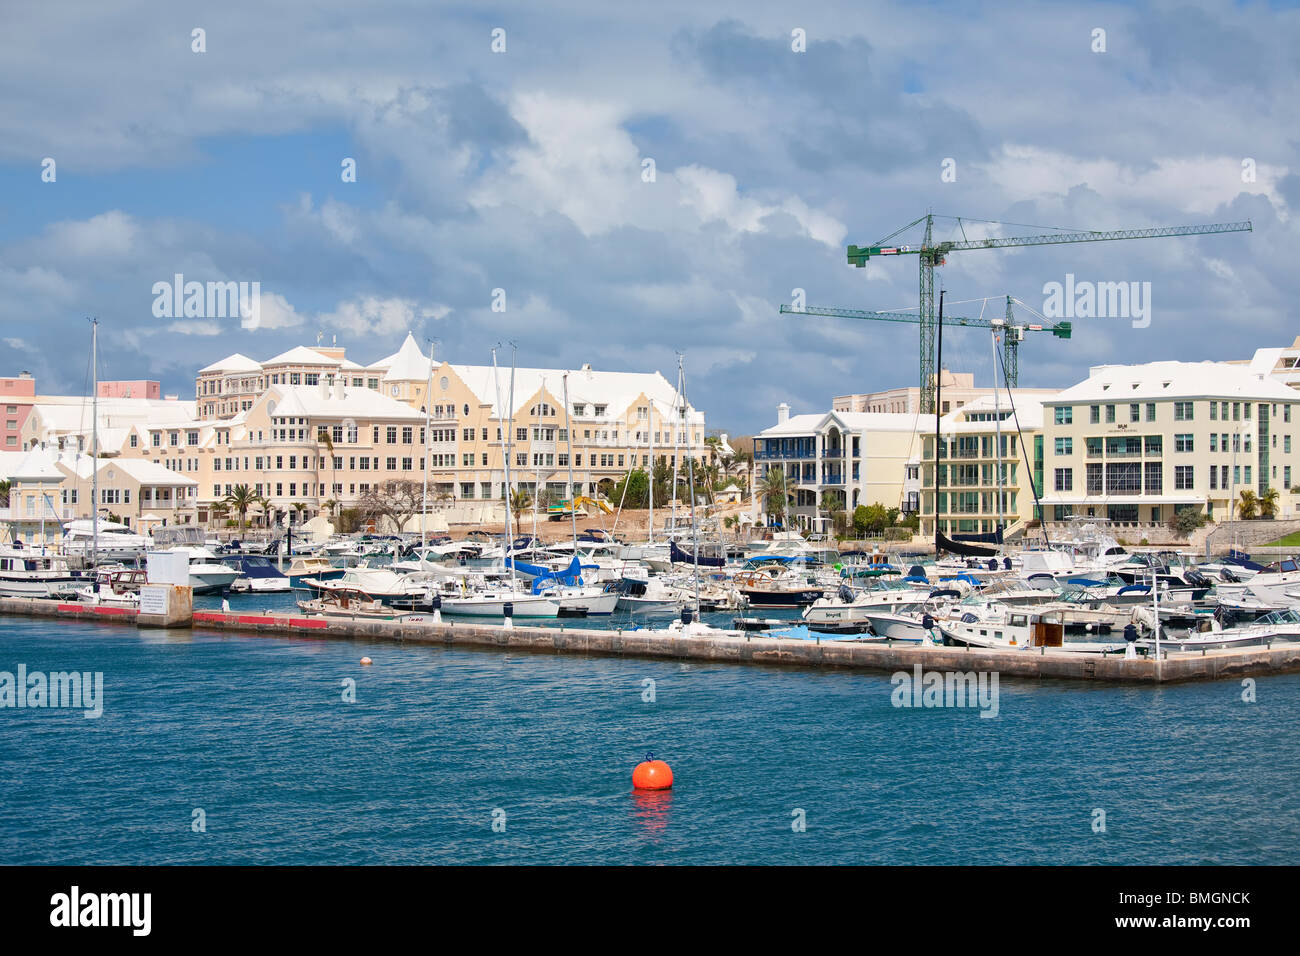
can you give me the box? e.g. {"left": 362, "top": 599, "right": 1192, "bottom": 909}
{"left": 4, "top": 596, "right": 1300, "bottom": 684}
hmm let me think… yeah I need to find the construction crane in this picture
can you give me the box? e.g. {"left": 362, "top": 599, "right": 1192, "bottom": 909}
{"left": 779, "top": 295, "right": 1070, "bottom": 388}
{"left": 838, "top": 214, "right": 1252, "bottom": 412}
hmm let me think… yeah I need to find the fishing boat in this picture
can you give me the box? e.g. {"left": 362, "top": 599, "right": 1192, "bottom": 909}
{"left": 74, "top": 566, "right": 146, "bottom": 606}
{"left": 297, "top": 587, "right": 430, "bottom": 621}
{"left": 0, "top": 547, "right": 81, "bottom": 598}
{"left": 1136, "top": 608, "right": 1300, "bottom": 653}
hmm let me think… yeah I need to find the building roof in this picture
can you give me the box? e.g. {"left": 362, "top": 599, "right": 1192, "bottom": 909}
{"left": 199, "top": 353, "right": 263, "bottom": 374}
{"left": 262, "top": 345, "right": 342, "bottom": 367}
{"left": 64, "top": 455, "right": 196, "bottom": 486}
{"left": 448, "top": 363, "right": 700, "bottom": 422}
{"left": 7, "top": 445, "right": 65, "bottom": 483}
{"left": 1049, "top": 361, "right": 1300, "bottom": 404}
{"left": 760, "top": 410, "right": 935, "bottom": 437}
{"left": 376, "top": 333, "right": 433, "bottom": 382}
{"left": 265, "top": 384, "right": 425, "bottom": 421}
{"left": 939, "top": 393, "right": 1045, "bottom": 432}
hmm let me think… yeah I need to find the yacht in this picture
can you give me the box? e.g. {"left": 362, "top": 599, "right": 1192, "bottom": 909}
{"left": 229, "top": 555, "right": 293, "bottom": 593}
{"left": 61, "top": 519, "right": 151, "bottom": 565}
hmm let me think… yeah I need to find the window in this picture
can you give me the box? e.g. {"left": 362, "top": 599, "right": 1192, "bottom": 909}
{"left": 1144, "top": 435, "right": 1162, "bottom": 456}
{"left": 1174, "top": 401, "right": 1193, "bottom": 421}
{"left": 1287, "top": 466, "right": 1292, "bottom": 489}
{"left": 1129, "top": 403, "right": 1140, "bottom": 423}
{"left": 1144, "top": 462, "right": 1162, "bottom": 494}
{"left": 1086, "top": 437, "right": 1103, "bottom": 458}
{"left": 1244, "top": 465, "right": 1252, "bottom": 484}
{"left": 1175, "top": 433, "right": 1194, "bottom": 453}
{"left": 1233, "top": 402, "right": 1241, "bottom": 421}
{"left": 1287, "top": 405, "right": 1293, "bottom": 424}
{"left": 1287, "top": 435, "right": 1293, "bottom": 454}
{"left": 1055, "top": 406, "right": 1073, "bottom": 425}
{"left": 1145, "top": 402, "right": 1156, "bottom": 422}
{"left": 1089, "top": 405, "right": 1100, "bottom": 424}
{"left": 386, "top": 427, "right": 398, "bottom": 444}
{"left": 1210, "top": 434, "right": 1218, "bottom": 452}
{"left": 1054, "top": 468, "right": 1072, "bottom": 492}
{"left": 1174, "top": 465, "right": 1194, "bottom": 490}
{"left": 516, "top": 428, "right": 527, "bottom": 442}
{"left": 1210, "top": 402, "right": 1218, "bottom": 421}
{"left": 1054, "top": 437, "right": 1072, "bottom": 456}
{"left": 1086, "top": 463, "right": 1103, "bottom": 495}
{"left": 1105, "top": 405, "right": 1116, "bottom": 423}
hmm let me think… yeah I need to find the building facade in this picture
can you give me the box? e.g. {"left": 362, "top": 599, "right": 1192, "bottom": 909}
{"left": 1039, "top": 361, "right": 1300, "bottom": 527}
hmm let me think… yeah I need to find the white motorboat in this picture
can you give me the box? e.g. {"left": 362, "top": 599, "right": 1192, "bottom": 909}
{"left": 803, "top": 580, "right": 940, "bottom": 629}
{"left": 1214, "top": 557, "right": 1300, "bottom": 606}
{"left": 438, "top": 588, "right": 560, "bottom": 618}
{"left": 157, "top": 546, "right": 239, "bottom": 594}
{"left": 297, "top": 587, "right": 432, "bottom": 622}
{"left": 605, "top": 573, "right": 687, "bottom": 615}
{"left": 61, "top": 519, "right": 151, "bottom": 564}
{"left": 74, "top": 567, "right": 146, "bottom": 606}
{"left": 1137, "top": 608, "right": 1300, "bottom": 652}
{"left": 938, "top": 605, "right": 1126, "bottom": 654}
{"left": 228, "top": 555, "right": 293, "bottom": 593}
{"left": 0, "top": 547, "right": 81, "bottom": 598}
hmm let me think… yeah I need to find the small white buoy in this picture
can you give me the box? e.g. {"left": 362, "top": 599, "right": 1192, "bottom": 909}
{"left": 360, "top": 657, "right": 373, "bottom": 666}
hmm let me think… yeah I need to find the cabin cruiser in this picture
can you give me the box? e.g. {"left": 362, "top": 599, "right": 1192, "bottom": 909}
{"left": 1214, "top": 557, "right": 1300, "bottom": 606}
{"left": 605, "top": 572, "right": 688, "bottom": 615}
{"left": 733, "top": 563, "right": 824, "bottom": 609}
{"left": 802, "top": 580, "right": 934, "bottom": 630}
{"left": 60, "top": 519, "right": 151, "bottom": 565}
{"left": 286, "top": 554, "right": 346, "bottom": 587}
{"left": 1136, "top": 608, "right": 1300, "bottom": 653}
{"left": 75, "top": 566, "right": 146, "bottom": 606}
{"left": 0, "top": 547, "right": 81, "bottom": 598}
{"left": 156, "top": 546, "right": 240, "bottom": 594}
{"left": 938, "top": 605, "right": 1126, "bottom": 654}
{"left": 229, "top": 555, "right": 293, "bottom": 593}
{"left": 297, "top": 587, "right": 431, "bottom": 622}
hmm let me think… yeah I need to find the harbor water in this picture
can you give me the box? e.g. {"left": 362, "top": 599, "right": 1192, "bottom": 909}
{"left": 2, "top": 596, "right": 1297, "bottom": 865}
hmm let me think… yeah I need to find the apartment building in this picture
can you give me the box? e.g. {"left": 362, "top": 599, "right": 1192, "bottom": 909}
{"left": 919, "top": 394, "right": 1045, "bottom": 539}
{"left": 1, "top": 373, "right": 36, "bottom": 451}
{"left": 754, "top": 403, "right": 934, "bottom": 528}
{"left": 135, "top": 334, "right": 709, "bottom": 525}
{"left": 1040, "top": 361, "right": 1300, "bottom": 526}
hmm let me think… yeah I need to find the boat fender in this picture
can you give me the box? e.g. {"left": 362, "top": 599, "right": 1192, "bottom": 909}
{"left": 838, "top": 584, "right": 854, "bottom": 604}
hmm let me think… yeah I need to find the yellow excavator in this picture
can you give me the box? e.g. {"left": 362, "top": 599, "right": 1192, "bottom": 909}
{"left": 548, "top": 495, "right": 614, "bottom": 519}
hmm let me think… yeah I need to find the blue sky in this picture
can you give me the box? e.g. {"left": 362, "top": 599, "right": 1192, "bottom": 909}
{"left": 1, "top": 0, "right": 1296, "bottom": 433}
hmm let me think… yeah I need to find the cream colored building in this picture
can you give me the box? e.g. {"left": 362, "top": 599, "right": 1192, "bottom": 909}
{"left": 755, "top": 403, "right": 935, "bottom": 528}
{"left": 919, "top": 394, "right": 1044, "bottom": 539}
{"left": 1040, "top": 360, "right": 1300, "bottom": 529}
{"left": 834, "top": 369, "right": 1058, "bottom": 416}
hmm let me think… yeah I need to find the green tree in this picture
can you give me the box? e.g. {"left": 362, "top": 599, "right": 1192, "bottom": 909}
{"left": 0, "top": 480, "right": 9, "bottom": 507}
{"left": 1259, "top": 486, "right": 1279, "bottom": 519}
{"left": 1238, "top": 489, "right": 1259, "bottom": 520}
{"left": 507, "top": 487, "right": 532, "bottom": 537}
{"left": 611, "top": 469, "right": 651, "bottom": 509}
{"left": 853, "top": 502, "right": 891, "bottom": 536}
{"left": 222, "top": 484, "right": 258, "bottom": 532}
{"left": 1166, "top": 507, "right": 1208, "bottom": 537}
{"left": 757, "top": 468, "right": 790, "bottom": 526}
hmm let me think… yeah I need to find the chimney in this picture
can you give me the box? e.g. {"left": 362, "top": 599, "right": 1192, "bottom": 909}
{"left": 777, "top": 403, "right": 790, "bottom": 424}
{"left": 334, "top": 378, "right": 346, "bottom": 400}
{"left": 319, "top": 376, "right": 329, "bottom": 399}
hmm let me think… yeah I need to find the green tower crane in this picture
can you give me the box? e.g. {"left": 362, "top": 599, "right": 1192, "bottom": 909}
{"left": 779, "top": 295, "right": 1070, "bottom": 389}
{"left": 840, "top": 214, "right": 1252, "bottom": 412}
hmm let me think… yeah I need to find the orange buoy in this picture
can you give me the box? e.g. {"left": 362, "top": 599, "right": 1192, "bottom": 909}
{"left": 632, "top": 754, "right": 673, "bottom": 790}
{"left": 360, "top": 657, "right": 373, "bottom": 666}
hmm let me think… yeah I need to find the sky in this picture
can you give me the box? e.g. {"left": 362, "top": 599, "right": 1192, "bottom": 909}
{"left": 1, "top": 0, "right": 1296, "bottom": 434}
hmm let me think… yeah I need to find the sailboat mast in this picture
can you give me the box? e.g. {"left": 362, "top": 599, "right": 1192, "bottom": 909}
{"left": 933, "top": 292, "right": 944, "bottom": 557}
{"left": 491, "top": 347, "right": 511, "bottom": 582}
{"left": 420, "top": 340, "right": 435, "bottom": 566}
{"left": 669, "top": 356, "right": 684, "bottom": 537}
{"left": 563, "top": 373, "right": 578, "bottom": 551}
{"left": 682, "top": 360, "right": 702, "bottom": 619}
{"left": 647, "top": 398, "right": 655, "bottom": 545}
{"left": 91, "top": 317, "right": 99, "bottom": 569}
{"left": 992, "top": 327, "right": 1004, "bottom": 540}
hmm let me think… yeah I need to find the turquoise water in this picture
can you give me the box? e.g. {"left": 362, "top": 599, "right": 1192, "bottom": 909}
{"left": 1, "top": 598, "right": 1298, "bottom": 865}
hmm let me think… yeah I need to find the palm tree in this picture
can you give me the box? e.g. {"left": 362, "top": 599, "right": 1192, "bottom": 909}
{"left": 222, "top": 484, "right": 258, "bottom": 532}
{"left": 1259, "top": 487, "right": 1279, "bottom": 519}
{"left": 1238, "top": 489, "right": 1259, "bottom": 520}
{"left": 292, "top": 502, "right": 308, "bottom": 526}
{"left": 507, "top": 487, "right": 532, "bottom": 537}
{"left": 317, "top": 428, "right": 336, "bottom": 516}
{"left": 0, "top": 480, "right": 10, "bottom": 507}
{"left": 757, "top": 468, "right": 790, "bottom": 528}
{"left": 322, "top": 498, "right": 338, "bottom": 522}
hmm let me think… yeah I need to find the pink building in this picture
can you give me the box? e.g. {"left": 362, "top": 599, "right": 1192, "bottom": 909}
{"left": 97, "top": 380, "right": 161, "bottom": 400}
{"left": 1, "top": 373, "right": 36, "bottom": 450}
